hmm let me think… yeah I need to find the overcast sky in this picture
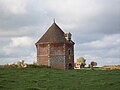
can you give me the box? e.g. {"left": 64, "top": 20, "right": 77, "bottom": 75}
{"left": 0, "top": 0, "right": 120, "bottom": 66}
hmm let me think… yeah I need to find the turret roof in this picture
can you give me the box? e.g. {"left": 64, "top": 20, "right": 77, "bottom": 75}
{"left": 36, "top": 22, "right": 74, "bottom": 44}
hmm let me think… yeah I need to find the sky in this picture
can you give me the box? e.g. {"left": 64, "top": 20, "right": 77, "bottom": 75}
{"left": 0, "top": 0, "right": 120, "bottom": 66}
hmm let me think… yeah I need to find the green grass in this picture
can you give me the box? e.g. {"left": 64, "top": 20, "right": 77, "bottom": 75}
{"left": 0, "top": 68, "right": 120, "bottom": 90}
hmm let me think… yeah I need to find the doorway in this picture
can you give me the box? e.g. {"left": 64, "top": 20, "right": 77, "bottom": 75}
{"left": 68, "top": 63, "right": 72, "bottom": 69}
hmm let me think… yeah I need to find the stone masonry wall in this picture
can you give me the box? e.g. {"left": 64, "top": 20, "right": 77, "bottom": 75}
{"left": 49, "top": 44, "right": 65, "bottom": 69}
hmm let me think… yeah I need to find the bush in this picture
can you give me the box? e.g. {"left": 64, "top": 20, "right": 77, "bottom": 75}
{"left": 27, "top": 64, "right": 51, "bottom": 68}
{"left": 4, "top": 64, "right": 18, "bottom": 68}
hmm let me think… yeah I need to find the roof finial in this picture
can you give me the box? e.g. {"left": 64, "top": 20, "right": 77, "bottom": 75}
{"left": 53, "top": 18, "right": 55, "bottom": 23}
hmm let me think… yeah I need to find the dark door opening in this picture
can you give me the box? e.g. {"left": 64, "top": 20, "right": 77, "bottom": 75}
{"left": 68, "top": 63, "right": 72, "bottom": 69}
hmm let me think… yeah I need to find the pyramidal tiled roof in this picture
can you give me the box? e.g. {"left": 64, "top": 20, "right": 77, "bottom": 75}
{"left": 36, "top": 22, "right": 70, "bottom": 44}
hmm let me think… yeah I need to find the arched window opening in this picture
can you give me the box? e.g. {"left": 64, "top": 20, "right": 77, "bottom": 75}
{"left": 68, "top": 49, "right": 70, "bottom": 55}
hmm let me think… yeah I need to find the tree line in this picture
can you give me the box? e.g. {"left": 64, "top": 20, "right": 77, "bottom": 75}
{"left": 75, "top": 57, "right": 97, "bottom": 69}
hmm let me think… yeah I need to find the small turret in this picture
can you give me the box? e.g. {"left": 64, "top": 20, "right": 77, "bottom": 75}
{"left": 65, "top": 32, "right": 72, "bottom": 41}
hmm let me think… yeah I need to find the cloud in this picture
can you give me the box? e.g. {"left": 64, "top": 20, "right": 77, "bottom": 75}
{"left": 1, "top": 36, "right": 36, "bottom": 64}
{"left": 3, "top": 36, "right": 35, "bottom": 55}
{"left": 42, "top": 0, "right": 120, "bottom": 31}
{"left": 10, "top": 36, "right": 34, "bottom": 47}
{"left": 89, "top": 34, "right": 120, "bottom": 49}
{"left": 0, "top": 0, "right": 27, "bottom": 15}
{"left": 75, "top": 34, "right": 120, "bottom": 66}
{"left": 0, "top": 0, "right": 51, "bottom": 37}
{"left": 42, "top": 0, "right": 103, "bottom": 28}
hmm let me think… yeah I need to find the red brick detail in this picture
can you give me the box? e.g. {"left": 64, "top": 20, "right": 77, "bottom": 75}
{"left": 37, "top": 44, "right": 48, "bottom": 55}
{"left": 51, "top": 63, "right": 65, "bottom": 69}
{"left": 50, "top": 44, "right": 64, "bottom": 55}
{"left": 37, "top": 44, "right": 48, "bottom": 65}
{"left": 37, "top": 56, "right": 48, "bottom": 65}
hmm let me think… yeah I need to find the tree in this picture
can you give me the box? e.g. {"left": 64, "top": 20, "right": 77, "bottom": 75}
{"left": 77, "top": 57, "right": 86, "bottom": 68}
{"left": 90, "top": 61, "right": 97, "bottom": 70}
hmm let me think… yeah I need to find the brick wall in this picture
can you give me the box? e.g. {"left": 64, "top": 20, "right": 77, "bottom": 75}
{"left": 65, "top": 44, "right": 74, "bottom": 69}
{"left": 37, "top": 44, "right": 48, "bottom": 65}
{"left": 36, "top": 43, "right": 74, "bottom": 69}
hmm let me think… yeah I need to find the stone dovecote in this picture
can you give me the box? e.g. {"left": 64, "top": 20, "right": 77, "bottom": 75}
{"left": 35, "top": 21, "right": 75, "bottom": 69}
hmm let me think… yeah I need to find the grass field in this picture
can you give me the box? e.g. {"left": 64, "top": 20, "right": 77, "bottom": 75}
{"left": 0, "top": 68, "right": 120, "bottom": 90}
